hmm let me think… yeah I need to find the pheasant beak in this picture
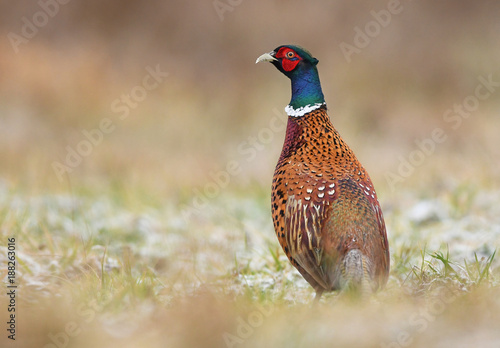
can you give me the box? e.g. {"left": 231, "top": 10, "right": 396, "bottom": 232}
{"left": 255, "top": 52, "right": 277, "bottom": 64}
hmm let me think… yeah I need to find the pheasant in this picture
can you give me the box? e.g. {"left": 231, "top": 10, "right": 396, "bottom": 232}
{"left": 256, "top": 45, "right": 390, "bottom": 300}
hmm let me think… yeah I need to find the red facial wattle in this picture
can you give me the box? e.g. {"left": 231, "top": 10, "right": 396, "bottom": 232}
{"left": 276, "top": 47, "right": 301, "bottom": 72}
{"left": 282, "top": 58, "right": 300, "bottom": 72}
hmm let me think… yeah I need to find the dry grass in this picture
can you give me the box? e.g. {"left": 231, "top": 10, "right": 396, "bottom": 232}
{"left": 1, "top": 182, "right": 499, "bottom": 347}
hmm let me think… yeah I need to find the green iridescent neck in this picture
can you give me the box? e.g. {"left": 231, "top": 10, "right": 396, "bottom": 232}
{"left": 289, "top": 65, "right": 325, "bottom": 109}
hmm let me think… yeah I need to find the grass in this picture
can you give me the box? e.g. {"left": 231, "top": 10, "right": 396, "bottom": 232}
{"left": 1, "top": 182, "right": 499, "bottom": 348}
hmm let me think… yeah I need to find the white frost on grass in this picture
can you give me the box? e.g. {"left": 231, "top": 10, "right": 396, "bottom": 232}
{"left": 1, "top": 186, "right": 498, "bottom": 300}
{"left": 404, "top": 191, "right": 500, "bottom": 263}
{"left": 406, "top": 200, "right": 448, "bottom": 225}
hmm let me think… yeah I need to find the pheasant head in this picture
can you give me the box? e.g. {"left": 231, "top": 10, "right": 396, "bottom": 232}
{"left": 256, "top": 45, "right": 325, "bottom": 114}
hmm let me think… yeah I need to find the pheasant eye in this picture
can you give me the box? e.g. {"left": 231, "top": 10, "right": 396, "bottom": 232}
{"left": 286, "top": 51, "right": 295, "bottom": 59}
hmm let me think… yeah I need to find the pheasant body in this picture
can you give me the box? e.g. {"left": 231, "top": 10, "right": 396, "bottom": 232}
{"left": 257, "top": 45, "right": 389, "bottom": 299}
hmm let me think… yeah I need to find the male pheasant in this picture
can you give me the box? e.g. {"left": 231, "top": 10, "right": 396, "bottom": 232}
{"left": 256, "top": 45, "right": 390, "bottom": 300}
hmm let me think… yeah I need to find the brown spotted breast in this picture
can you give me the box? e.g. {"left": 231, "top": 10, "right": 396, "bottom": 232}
{"left": 271, "top": 105, "right": 390, "bottom": 295}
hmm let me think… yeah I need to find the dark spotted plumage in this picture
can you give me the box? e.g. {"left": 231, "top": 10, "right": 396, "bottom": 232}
{"left": 257, "top": 45, "right": 390, "bottom": 299}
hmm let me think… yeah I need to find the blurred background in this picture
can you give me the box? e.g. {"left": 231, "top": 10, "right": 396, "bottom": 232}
{"left": 1, "top": 0, "right": 499, "bottom": 201}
